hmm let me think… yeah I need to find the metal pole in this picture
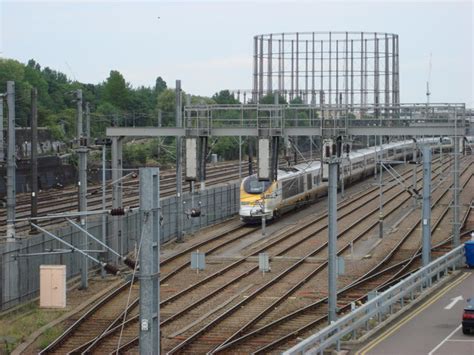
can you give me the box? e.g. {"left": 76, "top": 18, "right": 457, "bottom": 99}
{"left": 238, "top": 136, "right": 242, "bottom": 182}
{"left": 158, "top": 109, "right": 162, "bottom": 127}
{"left": 111, "top": 136, "right": 122, "bottom": 261}
{"left": 296, "top": 32, "right": 299, "bottom": 96}
{"left": 101, "top": 144, "right": 107, "bottom": 275}
{"left": 328, "top": 161, "right": 338, "bottom": 323}
{"left": 76, "top": 89, "right": 83, "bottom": 139}
{"left": 6, "top": 81, "right": 16, "bottom": 240}
{"left": 378, "top": 161, "right": 384, "bottom": 238}
{"left": 31, "top": 88, "right": 38, "bottom": 232}
{"left": 453, "top": 123, "right": 460, "bottom": 247}
{"left": 413, "top": 144, "right": 418, "bottom": 208}
{"left": 0, "top": 96, "right": 4, "bottom": 162}
{"left": 341, "top": 161, "right": 345, "bottom": 199}
{"left": 422, "top": 145, "right": 432, "bottom": 266}
{"left": 85, "top": 102, "right": 91, "bottom": 143}
{"left": 261, "top": 214, "right": 266, "bottom": 237}
{"left": 267, "top": 36, "right": 272, "bottom": 93}
{"left": 379, "top": 140, "right": 383, "bottom": 238}
{"left": 200, "top": 136, "right": 206, "bottom": 191}
{"left": 175, "top": 80, "right": 183, "bottom": 242}
{"left": 259, "top": 37, "right": 264, "bottom": 99}
{"left": 439, "top": 139, "right": 443, "bottom": 182}
{"left": 328, "top": 32, "right": 332, "bottom": 106}
{"left": 360, "top": 33, "right": 364, "bottom": 109}
{"left": 191, "top": 181, "right": 195, "bottom": 235}
{"left": 76, "top": 88, "right": 88, "bottom": 289}
{"left": 3, "top": 82, "right": 19, "bottom": 307}
{"left": 253, "top": 36, "right": 258, "bottom": 102}
{"left": 139, "top": 167, "right": 160, "bottom": 355}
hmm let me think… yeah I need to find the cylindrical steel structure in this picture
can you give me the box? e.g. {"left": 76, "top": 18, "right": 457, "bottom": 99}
{"left": 252, "top": 31, "right": 399, "bottom": 110}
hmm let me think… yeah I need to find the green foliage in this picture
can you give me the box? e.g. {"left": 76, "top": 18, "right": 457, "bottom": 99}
{"left": 213, "top": 137, "right": 240, "bottom": 160}
{"left": 212, "top": 90, "right": 240, "bottom": 104}
{"left": 259, "top": 93, "right": 288, "bottom": 104}
{"left": 0, "top": 58, "right": 171, "bottom": 141}
{"left": 156, "top": 88, "right": 175, "bottom": 113}
{"left": 102, "top": 70, "right": 129, "bottom": 110}
{"left": 123, "top": 138, "right": 176, "bottom": 167}
{"left": 124, "top": 143, "right": 148, "bottom": 165}
{"left": 0, "top": 302, "right": 65, "bottom": 353}
{"left": 191, "top": 95, "right": 215, "bottom": 105}
{"left": 155, "top": 76, "right": 167, "bottom": 94}
{"left": 38, "top": 326, "right": 63, "bottom": 350}
{"left": 0, "top": 58, "right": 277, "bottom": 165}
{"left": 290, "top": 96, "right": 303, "bottom": 104}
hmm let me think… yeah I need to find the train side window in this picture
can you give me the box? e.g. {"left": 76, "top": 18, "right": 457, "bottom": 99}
{"left": 313, "top": 175, "right": 320, "bottom": 186}
{"left": 282, "top": 178, "right": 299, "bottom": 199}
{"left": 299, "top": 176, "right": 304, "bottom": 194}
{"left": 307, "top": 174, "right": 312, "bottom": 190}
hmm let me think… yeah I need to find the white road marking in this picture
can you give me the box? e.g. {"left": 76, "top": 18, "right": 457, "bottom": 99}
{"left": 444, "top": 295, "right": 463, "bottom": 310}
{"left": 428, "top": 324, "right": 462, "bottom": 355}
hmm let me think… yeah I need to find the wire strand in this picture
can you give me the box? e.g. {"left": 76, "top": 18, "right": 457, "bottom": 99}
{"left": 115, "top": 212, "right": 147, "bottom": 354}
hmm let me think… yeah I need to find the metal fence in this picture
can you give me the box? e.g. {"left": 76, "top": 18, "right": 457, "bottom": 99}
{"left": 283, "top": 244, "right": 465, "bottom": 355}
{"left": 0, "top": 182, "right": 240, "bottom": 311}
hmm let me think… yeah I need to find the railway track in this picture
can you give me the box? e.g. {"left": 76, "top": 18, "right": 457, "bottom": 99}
{"left": 0, "top": 161, "right": 249, "bottom": 234}
{"left": 39, "top": 220, "right": 259, "bottom": 354}
{"left": 1, "top": 155, "right": 312, "bottom": 234}
{"left": 160, "top": 159, "right": 472, "bottom": 354}
{"left": 206, "top": 161, "right": 473, "bottom": 354}
{"left": 50, "top": 157, "right": 464, "bottom": 354}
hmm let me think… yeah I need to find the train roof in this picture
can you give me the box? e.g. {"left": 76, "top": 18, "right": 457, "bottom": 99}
{"left": 277, "top": 161, "right": 320, "bottom": 179}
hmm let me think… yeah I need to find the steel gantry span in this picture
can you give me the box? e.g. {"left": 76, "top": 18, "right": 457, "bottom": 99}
{"left": 106, "top": 101, "right": 467, "bottom": 238}
{"left": 107, "top": 103, "right": 466, "bottom": 138}
{"left": 105, "top": 101, "right": 467, "bottom": 351}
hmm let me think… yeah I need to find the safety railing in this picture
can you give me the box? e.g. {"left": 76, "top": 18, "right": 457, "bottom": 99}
{"left": 283, "top": 244, "right": 465, "bottom": 355}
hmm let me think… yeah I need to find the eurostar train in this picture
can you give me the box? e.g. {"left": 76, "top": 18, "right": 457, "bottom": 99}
{"left": 239, "top": 138, "right": 453, "bottom": 223}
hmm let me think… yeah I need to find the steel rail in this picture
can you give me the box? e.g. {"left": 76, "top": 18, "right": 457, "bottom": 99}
{"left": 40, "top": 222, "right": 254, "bottom": 353}
{"left": 228, "top": 172, "right": 472, "bottom": 353}
{"left": 167, "top": 159, "right": 460, "bottom": 354}
{"left": 253, "top": 230, "right": 472, "bottom": 355}
{"left": 214, "top": 160, "right": 469, "bottom": 353}
{"left": 51, "top": 158, "right": 452, "bottom": 354}
{"left": 87, "top": 157, "right": 441, "bottom": 354}
{"left": 206, "top": 159, "right": 460, "bottom": 351}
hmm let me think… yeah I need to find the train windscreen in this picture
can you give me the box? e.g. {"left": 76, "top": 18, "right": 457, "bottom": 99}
{"left": 244, "top": 175, "right": 271, "bottom": 194}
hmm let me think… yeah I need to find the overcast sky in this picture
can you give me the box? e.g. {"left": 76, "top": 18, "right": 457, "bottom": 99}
{"left": 1, "top": 0, "right": 472, "bottom": 106}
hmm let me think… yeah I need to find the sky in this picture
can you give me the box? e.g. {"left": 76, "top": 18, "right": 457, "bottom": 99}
{"left": 1, "top": 0, "right": 473, "bottom": 106}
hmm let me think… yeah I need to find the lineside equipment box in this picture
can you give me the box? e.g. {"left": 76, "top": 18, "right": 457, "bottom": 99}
{"left": 40, "top": 265, "right": 66, "bottom": 308}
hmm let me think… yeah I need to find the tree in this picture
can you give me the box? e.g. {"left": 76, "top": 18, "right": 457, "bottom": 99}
{"left": 259, "top": 93, "right": 287, "bottom": 104}
{"left": 156, "top": 88, "right": 175, "bottom": 112}
{"left": 102, "top": 70, "right": 129, "bottom": 110}
{"left": 154, "top": 76, "right": 167, "bottom": 95}
{"left": 212, "top": 90, "right": 240, "bottom": 104}
{"left": 289, "top": 96, "right": 303, "bottom": 104}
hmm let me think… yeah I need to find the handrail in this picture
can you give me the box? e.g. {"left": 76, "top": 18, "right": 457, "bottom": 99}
{"left": 283, "top": 244, "right": 465, "bottom": 355}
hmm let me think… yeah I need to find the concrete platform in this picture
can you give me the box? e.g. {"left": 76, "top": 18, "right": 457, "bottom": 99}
{"left": 355, "top": 270, "right": 474, "bottom": 355}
